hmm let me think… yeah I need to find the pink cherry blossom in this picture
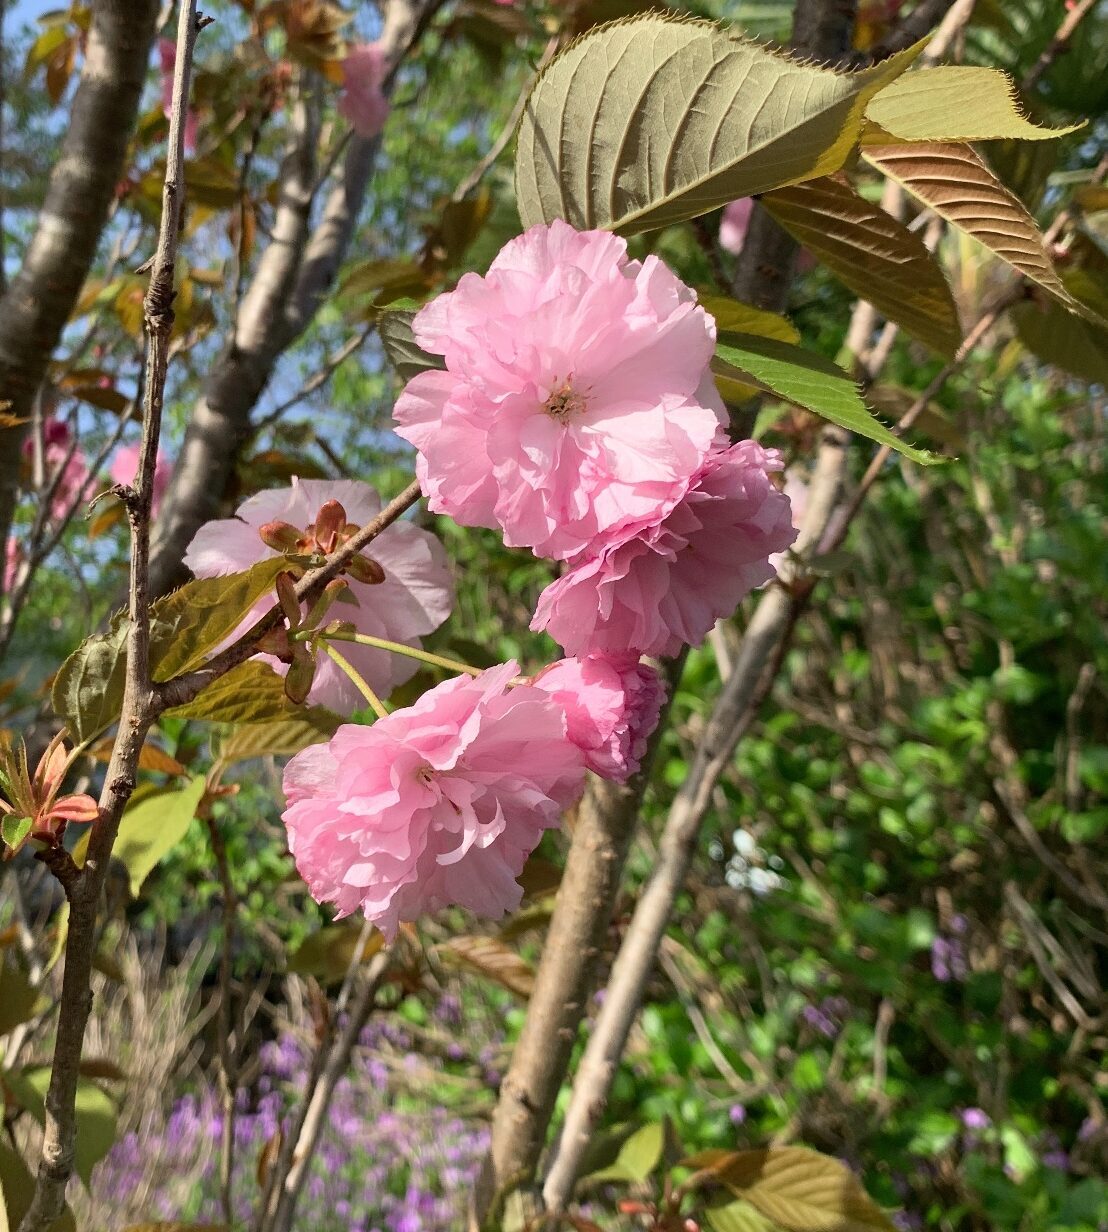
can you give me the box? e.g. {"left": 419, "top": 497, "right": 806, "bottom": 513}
{"left": 110, "top": 443, "right": 172, "bottom": 520}
{"left": 531, "top": 441, "right": 797, "bottom": 658}
{"left": 339, "top": 42, "right": 390, "bottom": 139}
{"left": 532, "top": 653, "right": 665, "bottom": 783}
{"left": 3, "top": 538, "right": 20, "bottom": 593}
{"left": 393, "top": 220, "right": 726, "bottom": 561}
{"left": 719, "top": 198, "right": 754, "bottom": 256}
{"left": 281, "top": 661, "right": 585, "bottom": 938}
{"left": 158, "top": 39, "right": 199, "bottom": 153}
{"left": 184, "top": 478, "right": 453, "bottom": 714}
{"left": 22, "top": 418, "right": 93, "bottom": 521}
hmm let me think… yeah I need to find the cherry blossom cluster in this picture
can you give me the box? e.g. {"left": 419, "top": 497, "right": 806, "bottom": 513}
{"left": 187, "top": 221, "right": 795, "bottom": 938}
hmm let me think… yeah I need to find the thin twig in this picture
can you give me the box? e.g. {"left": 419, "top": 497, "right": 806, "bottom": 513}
{"left": 17, "top": 6, "right": 206, "bottom": 1229}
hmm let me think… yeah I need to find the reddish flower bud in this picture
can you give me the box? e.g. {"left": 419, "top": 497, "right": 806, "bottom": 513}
{"left": 259, "top": 520, "right": 305, "bottom": 553}
{"left": 313, "top": 501, "right": 348, "bottom": 555}
{"left": 345, "top": 553, "right": 385, "bottom": 585}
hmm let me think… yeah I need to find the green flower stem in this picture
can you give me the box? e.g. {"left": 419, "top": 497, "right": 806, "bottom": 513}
{"left": 322, "top": 629, "right": 483, "bottom": 679}
{"left": 320, "top": 641, "right": 389, "bottom": 721}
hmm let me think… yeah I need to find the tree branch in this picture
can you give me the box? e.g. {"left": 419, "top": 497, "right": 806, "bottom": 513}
{"left": 0, "top": 0, "right": 158, "bottom": 603}
{"left": 147, "top": 0, "right": 432, "bottom": 598}
{"left": 16, "top": 8, "right": 203, "bottom": 1225}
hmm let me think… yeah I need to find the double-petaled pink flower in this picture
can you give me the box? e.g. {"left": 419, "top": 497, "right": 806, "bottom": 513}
{"left": 281, "top": 662, "right": 585, "bottom": 938}
{"left": 532, "top": 653, "right": 665, "bottom": 784}
{"left": 110, "top": 443, "right": 172, "bottom": 520}
{"left": 185, "top": 478, "right": 453, "bottom": 715}
{"left": 531, "top": 442, "right": 796, "bottom": 658}
{"left": 339, "top": 42, "right": 390, "bottom": 139}
{"left": 394, "top": 220, "right": 725, "bottom": 561}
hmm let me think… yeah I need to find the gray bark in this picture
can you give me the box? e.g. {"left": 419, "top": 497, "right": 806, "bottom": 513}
{"left": 0, "top": 0, "right": 159, "bottom": 600}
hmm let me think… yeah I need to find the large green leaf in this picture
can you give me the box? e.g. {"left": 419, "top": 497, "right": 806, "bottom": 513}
{"left": 7, "top": 1070, "right": 117, "bottom": 1189}
{"left": 866, "top": 67, "right": 1083, "bottom": 143}
{"left": 862, "top": 141, "right": 1071, "bottom": 303}
{"left": 163, "top": 661, "right": 338, "bottom": 728}
{"left": 696, "top": 1147, "right": 896, "bottom": 1232}
{"left": 714, "top": 337, "right": 937, "bottom": 464}
{"left": 762, "top": 176, "right": 960, "bottom": 357}
{"left": 705, "top": 1199, "right": 782, "bottom": 1232}
{"left": 110, "top": 777, "right": 207, "bottom": 898}
{"left": 1012, "top": 299, "right": 1108, "bottom": 385}
{"left": 699, "top": 294, "right": 800, "bottom": 345}
{"left": 52, "top": 560, "right": 293, "bottom": 742}
{"left": 515, "top": 14, "right": 922, "bottom": 234}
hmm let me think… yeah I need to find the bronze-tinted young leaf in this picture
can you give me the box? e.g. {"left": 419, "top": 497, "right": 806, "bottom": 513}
{"left": 436, "top": 934, "right": 535, "bottom": 998}
{"left": 378, "top": 308, "right": 446, "bottom": 384}
{"left": 762, "top": 177, "right": 961, "bottom": 357}
{"left": 1012, "top": 299, "right": 1108, "bottom": 386}
{"left": 218, "top": 715, "right": 338, "bottom": 765}
{"left": 701, "top": 1146, "right": 896, "bottom": 1232}
{"left": 866, "top": 67, "right": 1083, "bottom": 143}
{"left": 515, "top": 15, "right": 922, "bottom": 235}
{"left": 287, "top": 921, "right": 384, "bottom": 983}
{"left": 862, "top": 142, "right": 1070, "bottom": 303}
{"left": 162, "top": 661, "right": 337, "bottom": 727}
{"left": 714, "top": 337, "right": 937, "bottom": 464}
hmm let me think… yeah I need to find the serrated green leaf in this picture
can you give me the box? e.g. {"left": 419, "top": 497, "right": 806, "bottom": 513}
{"left": 0, "top": 957, "right": 37, "bottom": 1034}
{"left": 218, "top": 715, "right": 338, "bottom": 765}
{"left": 515, "top": 15, "right": 922, "bottom": 235}
{"left": 705, "top": 1198, "right": 782, "bottom": 1232}
{"left": 762, "top": 176, "right": 960, "bottom": 357}
{"left": 52, "top": 560, "right": 294, "bottom": 742}
{"left": 702, "top": 1147, "right": 897, "bottom": 1232}
{"left": 378, "top": 307, "right": 445, "bottom": 383}
{"left": 584, "top": 1121, "right": 665, "bottom": 1184}
{"left": 862, "top": 141, "right": 1071, "bottom": 304}
{"left": 714, "top": 337, "right": 937, "bottom": 464}
{"left": 699, "top": 294, "right": 800, "bottom": 345}
{"left": 111, "top": 777, "right": 207, "bottom": 898}
{"left": 1012, "top": 299, "right": 1108, "bottom": 385}
{"left": 866, "top": 67, "right": 1083, "bottom": 143}
{"left": 1, "top": 815, "right": 33, "bottom": 854}
{"left": 163, "top": 661, "right": 338, "bottom": 728}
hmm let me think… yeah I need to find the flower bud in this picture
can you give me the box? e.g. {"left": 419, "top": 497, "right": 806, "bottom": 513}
{"left": 285, "top": 651, "right": 317, "bottom": 704}
{"left": 313, "top": 500, "right": 348, "bottom": 554}
{"left": 345, "top": 553, "right": 385, "bottom": 585}
{"left": 259, "top": 520, "right": 304, "bottom": 553}
{"left": 275, "top": 570, "right": 302, "bottom": 629}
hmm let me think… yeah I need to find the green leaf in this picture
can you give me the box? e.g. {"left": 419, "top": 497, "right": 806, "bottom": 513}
{"left": 705, "top": 1198, "right": 782, "bottom": 1232}
{"left": 714, "top": 337, "right": 937, "bottom": 464}
{"left": 1, "top": 815, "right": 33, "bottom": 854}
{"left": 218, "top": 715, "right": 338, "bottom": 765}
{"left": 338, "top": 258, "right": 428, "bottom": 304}
{"left": 52, "top": 560, "right": 294, "bottom": 742}
{"left": 515, "top": 14, "right": 922, "bottom": 235}
{"left": 162, "top": 661, "right": 338, "bottom": 728}
{"left": 762, "top": 176, "right": 960, "bottom": 357}
{"left": 51, "top": 617, "right": 128, "bottom": 744}
{"left": 862, "top": 141, "right": 1072, "bottom": 305}
{"left": 866, "top": 67, "right": 1084, "bottom": 143}
{"left": 0, "top": 1141, "right": 75, "bottom": 1232}
{"left": 699, "top": 294, "right": 800, "bottom": 345}
{"left": 378, "top": 307, "right": 445, "bottom": 383}
{"left": 0, "top": 957, "right": 37, "bottom": 1034}
{"left": 287, "top": 922, "right": 384, "bottom": 983}
{"left": 699, "top": 1147, "right": 897, "bottom": 1232}
{"left": 1012, "top": 298, "right": 1108, "bottom": 385}
{"left": 109, "top": 777, "right": 207, "bottom": 898}
{"left": 584, "top": 1121, "right": 665, "bottom": 1184}
{"left": 8, "top": 1070, "right": 117, "bottom": 1189}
